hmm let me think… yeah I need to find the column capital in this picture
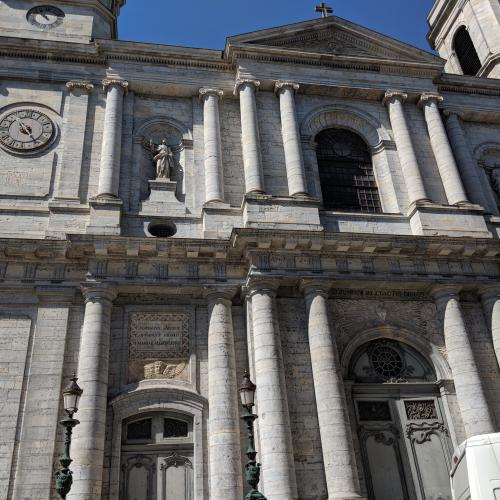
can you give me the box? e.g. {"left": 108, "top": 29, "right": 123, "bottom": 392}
{"left": 479, "top": 286, "right": 500, "bottom": 303}
{"left": 102, "top": 78, "right": 129, "bottom": 94}
{"left": 204, "top": 286, "right": 238, "bottom": 304}
{"left": 81, "top": 282, "right": 117, "bottom": 304}
{"left": 418, "top": 92, "right": 443, "bottom": 108}
{"left": 299, "top": 279, "right": 331, "bottom": 298}
{"left": 245, "top": 278, "right": 278, "bottom": 298}
{"left": 443, "top": 109, "right": 464, "bottom": 120}
{"left": 431, "top": 284, "right": 462, "bottom": 304}
{"left": 199, "top": 87, "right": 224, "bottom": 100}
{"left": 66, "top": 80, "right": 94, "bottom": 94}
{"left": 382, "top": 89, "right": 408, "bottom": 106}
{"left": 233, "top": 78, "right": 260, "bottom": 96}
{"left": 274, "top": 80, "right": 300, "bottom": 95}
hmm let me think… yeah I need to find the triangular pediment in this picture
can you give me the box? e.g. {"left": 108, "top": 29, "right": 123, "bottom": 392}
{"left": 226, "top": 17, "right": 442, "bottom": 66}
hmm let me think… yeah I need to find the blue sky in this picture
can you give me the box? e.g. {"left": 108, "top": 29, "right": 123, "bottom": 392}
{"left": 118, "top": 0, "right": 437, "bottom": 52}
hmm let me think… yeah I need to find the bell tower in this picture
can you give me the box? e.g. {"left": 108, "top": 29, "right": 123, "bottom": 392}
{"left": 0, "top": 0, "right": 126, "bottom": 43}
{"left": 428, "top": 0, "right": 500, "bottom": 78}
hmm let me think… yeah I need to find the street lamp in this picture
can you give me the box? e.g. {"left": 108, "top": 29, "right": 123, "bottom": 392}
{"left": 54, "top": 374, "right": 83, "bottom": 499}
{"left": 239, "top": 371, "right": 267, "bottom": 500}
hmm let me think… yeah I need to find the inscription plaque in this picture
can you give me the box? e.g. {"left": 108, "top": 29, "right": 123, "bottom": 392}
{"left": 128, "top": 312, "right": 190, "bottom": 383}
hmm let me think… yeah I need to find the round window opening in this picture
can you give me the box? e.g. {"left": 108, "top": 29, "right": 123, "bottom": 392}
{"left": 148, "top": 221, "right": 177, "bottom": 238}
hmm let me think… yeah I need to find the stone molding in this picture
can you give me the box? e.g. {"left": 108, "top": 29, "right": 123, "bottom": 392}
{"left": 382, "top": 89, "right": 408, "bottom": 106}
{"left": 199, "top": 87, "right": 224, "bottom": 100}
{"left": 418, "top": 92, "right": 444, "bottom": 107}
{"left": 102, "top": 78, "right": 129, "bottom": 93}
{"left": 233, "top": 78, "right": 260, "bottom": 96}
{"left": 274, "top": 80, "right": 300, "bottom": 95}
{"left": 66, "top": 80, "right": 94, "bottom": 93}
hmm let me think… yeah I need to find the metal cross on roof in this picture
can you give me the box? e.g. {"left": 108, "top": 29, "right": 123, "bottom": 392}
{"left": 315, "top": 2, "right": 333, "bottom": 18}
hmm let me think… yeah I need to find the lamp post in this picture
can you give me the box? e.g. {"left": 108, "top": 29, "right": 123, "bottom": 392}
{"left": 239, "top": 371, "right": 267, "bottom": 500}
{"left": 54, "top": 374, "right": 83, "bottom": 499}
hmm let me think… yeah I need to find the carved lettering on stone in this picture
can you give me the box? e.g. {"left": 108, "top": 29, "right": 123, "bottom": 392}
{"left": 128, "top": 312, "right": 190, "bottom": 383}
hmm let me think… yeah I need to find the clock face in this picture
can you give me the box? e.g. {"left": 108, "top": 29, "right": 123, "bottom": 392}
{"left": 0, "top": 110, "right": 55, "bottom": 153}
{"left": 27, "top": 6, "right": 65, "bottom": 30}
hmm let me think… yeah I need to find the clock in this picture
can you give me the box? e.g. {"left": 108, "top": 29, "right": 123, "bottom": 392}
{"left": 0, "top": 109, "right": 56, "bottom": 154}
{"left": 27, "top": 5, "right": 65, "bottom": 30}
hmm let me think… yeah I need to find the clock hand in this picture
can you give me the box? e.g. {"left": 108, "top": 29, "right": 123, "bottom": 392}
{"left": 13, "top": 116, "right": 39, "bottom": 142}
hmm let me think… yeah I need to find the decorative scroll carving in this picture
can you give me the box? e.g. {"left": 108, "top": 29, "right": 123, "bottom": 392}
{"left": 144, "top": 360, "right": 187, "bottom": 380}
{"left": 405, "top": 422, "right": 448, "bottom": 443}
{"left": 405, "top": 400, "right": 437, "bottom": 421}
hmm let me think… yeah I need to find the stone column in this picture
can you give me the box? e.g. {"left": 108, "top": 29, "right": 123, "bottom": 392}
{"left": 249, "top": 282, "right": 297, "bottom": 500}
{"left": 419, "top": 93, "right": 469, "bottom": 205}
{"left": 382, "top": 90, "right": 429, "bottom": 205}
{"left": 275, "top": 81, "right": 308, "bottom": 197}
{"left": 206, "top": 290, "right": 243, "bottom": 499}
{"left": 444, "top": 110, "right": 491, "bottom": 210}
{"left": 96, "top": 79, "right": 128, "bottom": 198}
{"left": 433, "top": 287, "right": 495, "bottom": 438}
{"left": 199, "top": 88, "right": 225, "bottom": 203}
{"left": 302, "top": 282, "right": 362, "bottom": 500}
{"left": 480, "top": 287, "right": 500, "bottom": 368}
{"left": 71, "top": 285, "right": 116, "bottom": 500}
{"left": 234, "top": 79, "right": 265, "bottom": 194}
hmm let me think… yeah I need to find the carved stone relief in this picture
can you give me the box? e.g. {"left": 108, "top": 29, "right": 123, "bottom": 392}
{"left": 128, "top": 312, "right": 190, "bottom": 383}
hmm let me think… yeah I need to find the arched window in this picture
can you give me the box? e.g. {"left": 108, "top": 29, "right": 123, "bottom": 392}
{"left": 316, "top": 128, "right": 381, "bottom": 213}
{"left": 453, "top": 26, "right": 481, "bottom": 76}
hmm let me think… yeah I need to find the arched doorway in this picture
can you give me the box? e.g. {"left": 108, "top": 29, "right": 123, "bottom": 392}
{"left": 120, "top": 412, "right": 194, "bottom": 500}
{"left": 349, "top": 339, "right": 453, "bottom": 500}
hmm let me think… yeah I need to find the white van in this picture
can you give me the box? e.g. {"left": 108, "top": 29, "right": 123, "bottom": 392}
{"left": 451, "top": 433, "right": 500, "bottom": 499}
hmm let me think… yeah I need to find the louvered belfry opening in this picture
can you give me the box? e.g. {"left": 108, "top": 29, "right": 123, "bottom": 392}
{"left": 454, "top": 26, "right": 482, "bottom": 76}
{"left": 316, "top": 128, "right": 382, "bottom": 213}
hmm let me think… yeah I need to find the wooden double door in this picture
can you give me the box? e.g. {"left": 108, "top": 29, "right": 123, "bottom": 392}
{"left": 354, "top": 388, "right": 453, "bottom": 500}
{"left": 121, "top": 450, "right": 193, "bottom": 500}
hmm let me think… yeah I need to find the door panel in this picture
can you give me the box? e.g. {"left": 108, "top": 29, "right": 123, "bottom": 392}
{"left": 122, "top": 455, "right": 155, "bottom": 500}
{"left": 359, "top": 426, "right": 411, "bottom": 500}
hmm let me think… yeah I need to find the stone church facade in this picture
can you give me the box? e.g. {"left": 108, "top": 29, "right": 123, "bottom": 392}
{"left": 2, "top": 0, "right": 500, "bottom": 499}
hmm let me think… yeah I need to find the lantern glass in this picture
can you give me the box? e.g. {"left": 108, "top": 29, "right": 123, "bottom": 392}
{"left": 63, "top": 375, "right": 83, "bottom": 415}
{"left": 239, "top": 372, "right": 256, "bottom": 410}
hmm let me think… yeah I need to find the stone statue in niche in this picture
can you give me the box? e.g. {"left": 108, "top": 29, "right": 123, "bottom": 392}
{"left": 149, "top": 138, "right": 176, "bottom": 180}
{"left": 488, "top": 167, "right": 500, "bottom": 199}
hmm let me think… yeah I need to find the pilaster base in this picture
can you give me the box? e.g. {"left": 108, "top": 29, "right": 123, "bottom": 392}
{"left": 140, "top": 179, "right": 186, "bottom": 217}
{"left": 243, "top": 193, "right": 323, "bottom": 231}
{"left": 87, "top": 196, "right": 122, "bottom": 235}
{"left": 409, "top": 202, "right": 491, "bottom": 238}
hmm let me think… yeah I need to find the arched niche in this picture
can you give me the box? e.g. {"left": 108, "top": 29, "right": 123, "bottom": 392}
{"left": 131, "top": 117, "right": 193, "bottom": 209}
{"left": 299, "top": 105, "right": 402, "bottom": 213}
{"left": 473, "top": 141, "right": 500, "bottom": 214}
{"left": 108, "top": 387, "right": 206, "bottom": 500}
{"left": 340, "top": 325, "right": 452, "bottom": 381}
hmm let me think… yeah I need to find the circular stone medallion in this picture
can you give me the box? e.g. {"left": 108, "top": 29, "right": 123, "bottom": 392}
{"left": 27, "top": 5, "right": 65, "bottom": 30}
{"left": 0, "top": 109, "right": 56, "bottom": 154}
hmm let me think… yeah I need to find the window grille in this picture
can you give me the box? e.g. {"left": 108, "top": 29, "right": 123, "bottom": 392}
{"left": 316, "top": 128, "right": 381, "bottom": 213}
{"left": 454, "top": 27, "right": 481, "bottom": 76}
{"left": 164, "top": 418, "right": 189, "bottom": 438}
{"left": 127, "top": 418, "right": 152, "bottom": 441}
